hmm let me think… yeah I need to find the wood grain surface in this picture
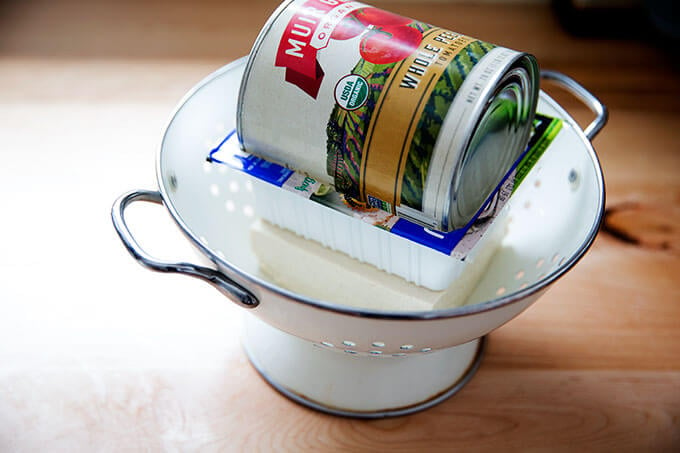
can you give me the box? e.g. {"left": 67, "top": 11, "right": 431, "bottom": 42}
{"left": 1, "top": 0, "right": 678, "bottom": 451}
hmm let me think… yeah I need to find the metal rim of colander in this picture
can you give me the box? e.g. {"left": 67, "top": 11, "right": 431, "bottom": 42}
{"left": 156, "top": 57, "right": 606, "bottom": 322}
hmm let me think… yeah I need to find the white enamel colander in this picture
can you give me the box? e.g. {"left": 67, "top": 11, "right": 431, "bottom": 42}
{"left": 112, "top": 57, "right": 606, "bottom": 418}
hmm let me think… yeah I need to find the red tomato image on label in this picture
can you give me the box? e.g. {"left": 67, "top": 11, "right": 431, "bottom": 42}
{"left": 353, "top": 8, "right": 412, "bottom": 27}
{"left": 359, "top": 25, "right": 423, "bottom": 64}
{"left": 330, "top": 14, "right": 366, "bottom": 41}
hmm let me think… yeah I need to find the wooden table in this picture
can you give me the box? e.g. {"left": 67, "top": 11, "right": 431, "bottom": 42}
{"left": 1, "top": 1, "right": 678, "bottom": 450}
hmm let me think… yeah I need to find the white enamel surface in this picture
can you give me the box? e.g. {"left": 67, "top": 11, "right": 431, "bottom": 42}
{"left": 158, "top": 58, "right": 602, "bottom": 357}
{"left": 243, "top": 314, "right": 480, "bottom": 413}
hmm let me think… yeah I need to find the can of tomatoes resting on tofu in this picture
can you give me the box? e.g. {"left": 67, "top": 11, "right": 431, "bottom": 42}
{"left": 237, "top": 0, "right": 539, "bottom": 232}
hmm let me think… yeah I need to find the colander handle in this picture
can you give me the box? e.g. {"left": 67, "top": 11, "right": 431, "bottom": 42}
{"left": 541, "top": 70, "right": 608, "bottom": 141}
{"left": 111, "top": 189, "right": 259, "bottom": 309}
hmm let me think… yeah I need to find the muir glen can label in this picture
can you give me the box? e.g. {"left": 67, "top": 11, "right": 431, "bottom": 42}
{"left": 238, "top": 0, "right": 539, "bottom": 231}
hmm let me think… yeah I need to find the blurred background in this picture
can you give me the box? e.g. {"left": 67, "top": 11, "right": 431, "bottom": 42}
{"left": 1, "top": 0, "right": 678, "bottom": 130}
{"left": 1, "top": 1, "right": 678, "bottom": 451}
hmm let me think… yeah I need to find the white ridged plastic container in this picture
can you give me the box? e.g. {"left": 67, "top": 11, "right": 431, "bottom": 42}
{"left": 251, "top": 177, "right": 508, "bottom": 291}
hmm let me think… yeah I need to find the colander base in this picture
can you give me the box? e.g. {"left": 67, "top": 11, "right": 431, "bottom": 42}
{"left": 242, "top": 314, "right": 485, "bottom": 418}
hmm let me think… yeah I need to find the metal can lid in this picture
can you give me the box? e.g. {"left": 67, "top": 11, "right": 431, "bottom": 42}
{"left": 450, "top": 54, "right": 539, "bottom": 228}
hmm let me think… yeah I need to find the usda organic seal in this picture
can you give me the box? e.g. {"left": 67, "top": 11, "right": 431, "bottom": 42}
{"left": 334, "top": 74, "right": 369, "bottom": 111}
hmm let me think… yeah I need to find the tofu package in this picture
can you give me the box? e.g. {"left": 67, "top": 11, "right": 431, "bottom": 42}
{"left": 209, "top": 114, "right": 563, "bottom": 301}
{"left": 250, "top": 213, "right": 508, "bottom": 311}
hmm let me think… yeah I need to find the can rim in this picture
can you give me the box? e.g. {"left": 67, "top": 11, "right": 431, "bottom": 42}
{"left": 423, "top": 48, "right": 539, "bottom": 231}
{"left": 451, "top": 53, "right": 540, "bottom": 228}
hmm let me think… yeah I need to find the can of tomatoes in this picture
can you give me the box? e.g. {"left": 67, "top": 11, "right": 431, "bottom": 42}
{"left": 237, "top": 0, "right": 539, "bottom": 232}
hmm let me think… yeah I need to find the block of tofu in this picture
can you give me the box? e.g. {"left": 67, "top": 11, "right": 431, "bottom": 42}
{"left": 250, "top": 218, "right": 506, "bottom": 312}
{"left": 250, "top": 177, "right": 508, "bottom": 291}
